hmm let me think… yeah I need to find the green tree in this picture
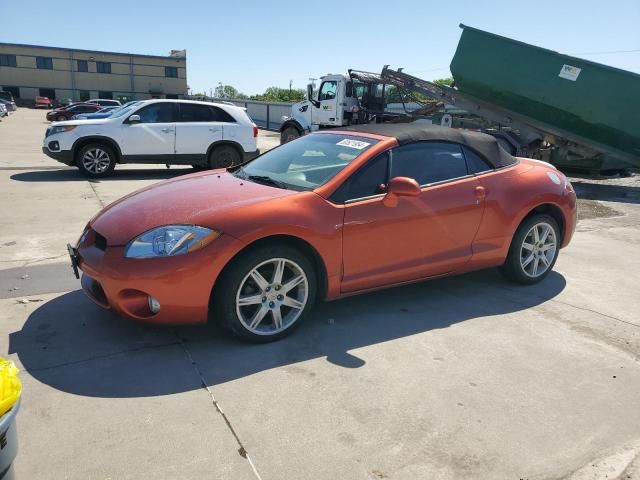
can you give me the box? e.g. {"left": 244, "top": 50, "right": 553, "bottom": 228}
{"left": 433, "top": 77, "right": 454, "bottom": 87}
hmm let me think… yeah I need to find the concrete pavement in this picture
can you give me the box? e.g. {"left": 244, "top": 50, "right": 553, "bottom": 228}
{"left": 1, "top": 108, "right": 640, "bottom": 479}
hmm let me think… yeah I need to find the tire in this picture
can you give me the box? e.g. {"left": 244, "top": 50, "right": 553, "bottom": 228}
{"left": 56, "top": 115, "right": 67, "bottom": 122}
{"left": 280, "top": 126, "right": 300, "bottom": 144}
{"left": 208, "top": 145, "right": 241, "bottom": 169}
{"left": 213, "top": 244, "right": 317, "bottom": 343}
{"left": 500, "top": 214, "right": 561, "bottom": 285}
{"left": 76, "top": 142, "right": 117, "bottom": 178}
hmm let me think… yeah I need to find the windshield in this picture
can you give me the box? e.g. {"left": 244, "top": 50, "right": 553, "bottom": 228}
{"left": 235, "top": 134, "right": 378, "bottom": 191}
{"left": 110, "top": 103, "right": 141, "bottom": 118}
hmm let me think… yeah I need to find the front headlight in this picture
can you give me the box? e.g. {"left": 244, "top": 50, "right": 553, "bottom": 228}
{"left": 124, "top": 225, "right": 220, "bottom": 258}
{"left": 49, "top": 125, "right": 76, "bottom": 135}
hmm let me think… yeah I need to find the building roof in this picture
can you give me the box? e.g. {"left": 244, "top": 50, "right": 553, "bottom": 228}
{"left": 342, "top": 122, "right": 517, "bottom": 168}
{"left": 0, "top": 42, "right": 186, "bottom": 60}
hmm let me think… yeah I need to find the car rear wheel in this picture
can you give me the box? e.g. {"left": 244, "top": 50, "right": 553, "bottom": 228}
{"left": 280, "top": 126, "right": 300, "bottom": 144}
{"left": 213, "top": 245, "right": 317, "bottom": 342}
{"left": 500, "top": 214, "right": 560, "bottom": 284}
{"left": 77, "top": 143, "right": 117, "bottom": 178}
{"left": 208, "top": 145, "right": 241, "bottom": 169}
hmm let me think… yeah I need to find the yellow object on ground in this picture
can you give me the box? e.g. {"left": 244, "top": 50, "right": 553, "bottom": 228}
{"left": 0, "top": 358, "right": 21, "bottom": 417}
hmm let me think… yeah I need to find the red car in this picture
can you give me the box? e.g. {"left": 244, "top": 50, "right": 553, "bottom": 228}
{"left": 69, "top": 123, "right": 577, "bottom": 342}
{"left": 46, "top": 103, "right": 102, "bottom": 122}
{"left": 34, "top": 96, "right": 53, "bottom": 109}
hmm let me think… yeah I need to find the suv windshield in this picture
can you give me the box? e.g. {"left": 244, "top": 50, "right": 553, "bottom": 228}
{"left": 235, "top": 134, "right": 378, "bottom": 191}
{"left": 110, "top": 103, "right": 142, "bottom": 118}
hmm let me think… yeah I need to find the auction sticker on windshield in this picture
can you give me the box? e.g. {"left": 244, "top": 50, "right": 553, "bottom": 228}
{"left": 336, "top": 139, "right": 371, "bottom": 150}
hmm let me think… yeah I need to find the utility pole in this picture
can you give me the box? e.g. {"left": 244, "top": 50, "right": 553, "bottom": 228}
{"left": 289, "top": 79, "right": 292, "bottom": 95}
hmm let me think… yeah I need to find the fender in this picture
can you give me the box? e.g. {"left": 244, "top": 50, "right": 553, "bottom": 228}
{"left": 72, "top": 135, "right": 123, "bottom": 163}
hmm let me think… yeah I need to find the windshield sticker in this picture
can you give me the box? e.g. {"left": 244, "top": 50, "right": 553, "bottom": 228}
{"left": 336, "top": 139, "right": 371, "bottom": 150}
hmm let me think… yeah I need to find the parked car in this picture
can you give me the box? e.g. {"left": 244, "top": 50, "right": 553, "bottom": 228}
{"left": 66, "top": 123, "right": 577, "bottom": 342}
{"left": 46, "top": 103, "right": 102, "bottom": 122}
{"left": 34, "top": 96, "right": 53, "bottom": 109}
{"left": 86, "top": 99, "right": 121, "bottom": 107}
{"left": 0, "top": 90, "right": 17, "bottom": 112}
{"left": 72, "top": 105, "right": 120, "bottom": 120}
{"left": 0, "top": 103, "right": 7, "bottom": 120}
{"left": 0, "top": 99, "right": 16, "bottom": 113}
{"left": 42, "top": 99, "right": 259, "bottom": 177}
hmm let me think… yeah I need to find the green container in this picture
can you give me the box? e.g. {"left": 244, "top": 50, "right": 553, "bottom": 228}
{"left": 450, "top": 25, "right": 640, "bottom": 165}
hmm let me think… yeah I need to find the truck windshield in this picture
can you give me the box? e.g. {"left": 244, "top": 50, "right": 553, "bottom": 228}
{"left": 235, "top": 134, "right": 379, "bottom": 191}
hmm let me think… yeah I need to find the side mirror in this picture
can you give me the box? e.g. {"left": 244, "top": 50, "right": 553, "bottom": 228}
{"left": 383, "top": 176, "right": 421, "bottom": 207}
{"left": 307, "top": 84, "right": 320, "bottom": 108}
{"left": 128, "top": 114, "right": 141, "bottom": 123}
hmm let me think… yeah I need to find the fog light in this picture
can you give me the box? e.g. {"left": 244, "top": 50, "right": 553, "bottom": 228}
{"left": 48, "top": 140, "right": 60, "bottom": 151}
{"left": 148, "top": 296, "right": 160, "bottom": 314}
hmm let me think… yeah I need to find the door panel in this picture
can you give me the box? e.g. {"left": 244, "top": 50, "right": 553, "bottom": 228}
{"left": 315, "top": 80, "right": 339, "bottom": 126}
{"left": 341, "top": 177, "right": 484, "bottom": 293}
{"left": 117, "top": 103, "right": 176, "bottom": 159}
{"left": 175, "top": 103, "right": 223, "bottom": 162}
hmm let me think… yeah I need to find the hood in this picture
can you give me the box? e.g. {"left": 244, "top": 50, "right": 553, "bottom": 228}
{"left": 91, "top": 171, "right": 297, "bottom": 245}
{"left": 50, "top": 118, "right": 110, "bottom": 127}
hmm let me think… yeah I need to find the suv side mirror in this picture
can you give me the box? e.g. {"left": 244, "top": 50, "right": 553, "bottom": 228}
{"left": 383, "top": 176, "right": 421, "bottom": 207}
{"left": 128, "top": 114, "right": 141, "bottom": 123}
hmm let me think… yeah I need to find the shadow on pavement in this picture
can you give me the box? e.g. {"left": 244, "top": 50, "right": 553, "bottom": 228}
{"left": 10, "top": 167, "right": 192, "bottom": 182}
{"left": 9, "top": 269, "right": 566, "bottom": 398}
{"left": 572, "top": 181, "right": 640, "bottom": 205}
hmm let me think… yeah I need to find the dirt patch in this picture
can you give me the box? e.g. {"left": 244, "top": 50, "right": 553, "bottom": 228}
{"left": 577, "top": 199, "right": 622, "bottom": 220}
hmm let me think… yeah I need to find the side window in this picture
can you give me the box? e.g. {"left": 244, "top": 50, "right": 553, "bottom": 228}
{"left": 135, "top": 103, "right": 176, "bottom": 123}
{"left": 318, "top": 81, "right": 337, "bottom": 101}
{"left": 179, "top": 103, "right": 212, "bottom": 122}
{"left": 462, "top": 146, "right": 493, "bottom": 174}
{"left": 210, "top": 106, "right": 236, "bottom": 122}
{"left": 391, "top": 142, "right": 468, "bottom": 185}
{"left": 345, "top": 81, "right": 353, "bottom": 98}
{"left": 331, "top": 152, "right": 389, "bottom": 203}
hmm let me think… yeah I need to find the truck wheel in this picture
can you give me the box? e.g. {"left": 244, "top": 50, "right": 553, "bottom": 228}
{"left": 500, "top": 214, "right": 560, "bottom": 284}
{"left": 213, "top": 244, "right": 317, "bottom": 343}
{"left": 208, "top": 145, "right": 241, "bottom": 169}
{"left": 76, "top": 143, "right": 116, "bottom": 178}
{"left": 280, "top": 126, "right": 300, "bottom": 144}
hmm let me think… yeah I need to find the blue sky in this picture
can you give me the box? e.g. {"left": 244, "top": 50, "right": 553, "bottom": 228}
{"left": 2, "top": 0, "right": 639, "bottom": 95}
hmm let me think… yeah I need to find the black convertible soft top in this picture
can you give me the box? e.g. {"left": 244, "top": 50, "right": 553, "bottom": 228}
{"left": 341, "top": 122, "right": 517, "bottom": 168}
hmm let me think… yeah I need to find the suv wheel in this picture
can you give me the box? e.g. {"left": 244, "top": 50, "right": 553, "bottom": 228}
{"left": 208, "top": 145, "right": 241, "bottom": 169}
{"left": 213, "top": 245, "right": 317, "bottom": 342}
{"left": 77, "top": 143, "right": 117, "bottom": 178}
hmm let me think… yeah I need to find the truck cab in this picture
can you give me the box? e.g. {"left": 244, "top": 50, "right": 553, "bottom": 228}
{"left": 280, "top": 71, "right": 388, "bottom": 143}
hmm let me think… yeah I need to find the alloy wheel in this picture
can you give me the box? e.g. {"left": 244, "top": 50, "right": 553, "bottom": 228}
{"left": 82, "top": 148, "right": 111, "bottom": 174}
{"left": 520, "top": 222, "right": 557, "bottom": 278}
{"left": 235, "top": 258, "right": 309, "bottom": 335}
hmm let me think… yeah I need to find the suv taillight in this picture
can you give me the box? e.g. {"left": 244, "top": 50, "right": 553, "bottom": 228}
{"left": 253, "top": 125, "right": 258, "bottom": 138}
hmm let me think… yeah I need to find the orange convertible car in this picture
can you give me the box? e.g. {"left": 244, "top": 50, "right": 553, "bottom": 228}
{"left": 69, "top": 123, "right": 577, "bottom": 341}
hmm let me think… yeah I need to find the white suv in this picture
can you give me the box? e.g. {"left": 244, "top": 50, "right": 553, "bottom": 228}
{"left": 42, "top": 99, "right": 259, "bottom": 178}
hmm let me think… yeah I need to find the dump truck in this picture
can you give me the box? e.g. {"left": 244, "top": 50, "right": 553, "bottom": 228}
{"left": 280, "top": 25, "right": 640, "bottom": 173}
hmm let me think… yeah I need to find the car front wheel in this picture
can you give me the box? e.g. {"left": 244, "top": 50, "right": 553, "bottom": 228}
{"left": 501, "top": 214, "right": 560, "bottom": 284}
{"left": 214, "top": 245, "right": 317, "bottom": 342}
{"left": 76, "top": 143, "right": 116, "bottom": 178}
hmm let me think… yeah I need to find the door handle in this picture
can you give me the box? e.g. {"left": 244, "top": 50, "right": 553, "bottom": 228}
{"left": 474, "top": 186, "right": 486, "bottom": 198}
{"left": 161, "top": 128, "right": 173, "bottom": 133}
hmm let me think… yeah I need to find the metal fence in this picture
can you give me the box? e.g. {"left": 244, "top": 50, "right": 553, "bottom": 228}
{"left": 187, "top": 96, "right": 293, "bottom": 131}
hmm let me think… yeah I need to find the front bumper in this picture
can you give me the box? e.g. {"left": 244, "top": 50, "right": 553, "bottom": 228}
{"left": 42, "top": 146, "right": 74, "bottom": 165}
{"left": 75, "top": 228, "right": 244, "bottom": 325}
